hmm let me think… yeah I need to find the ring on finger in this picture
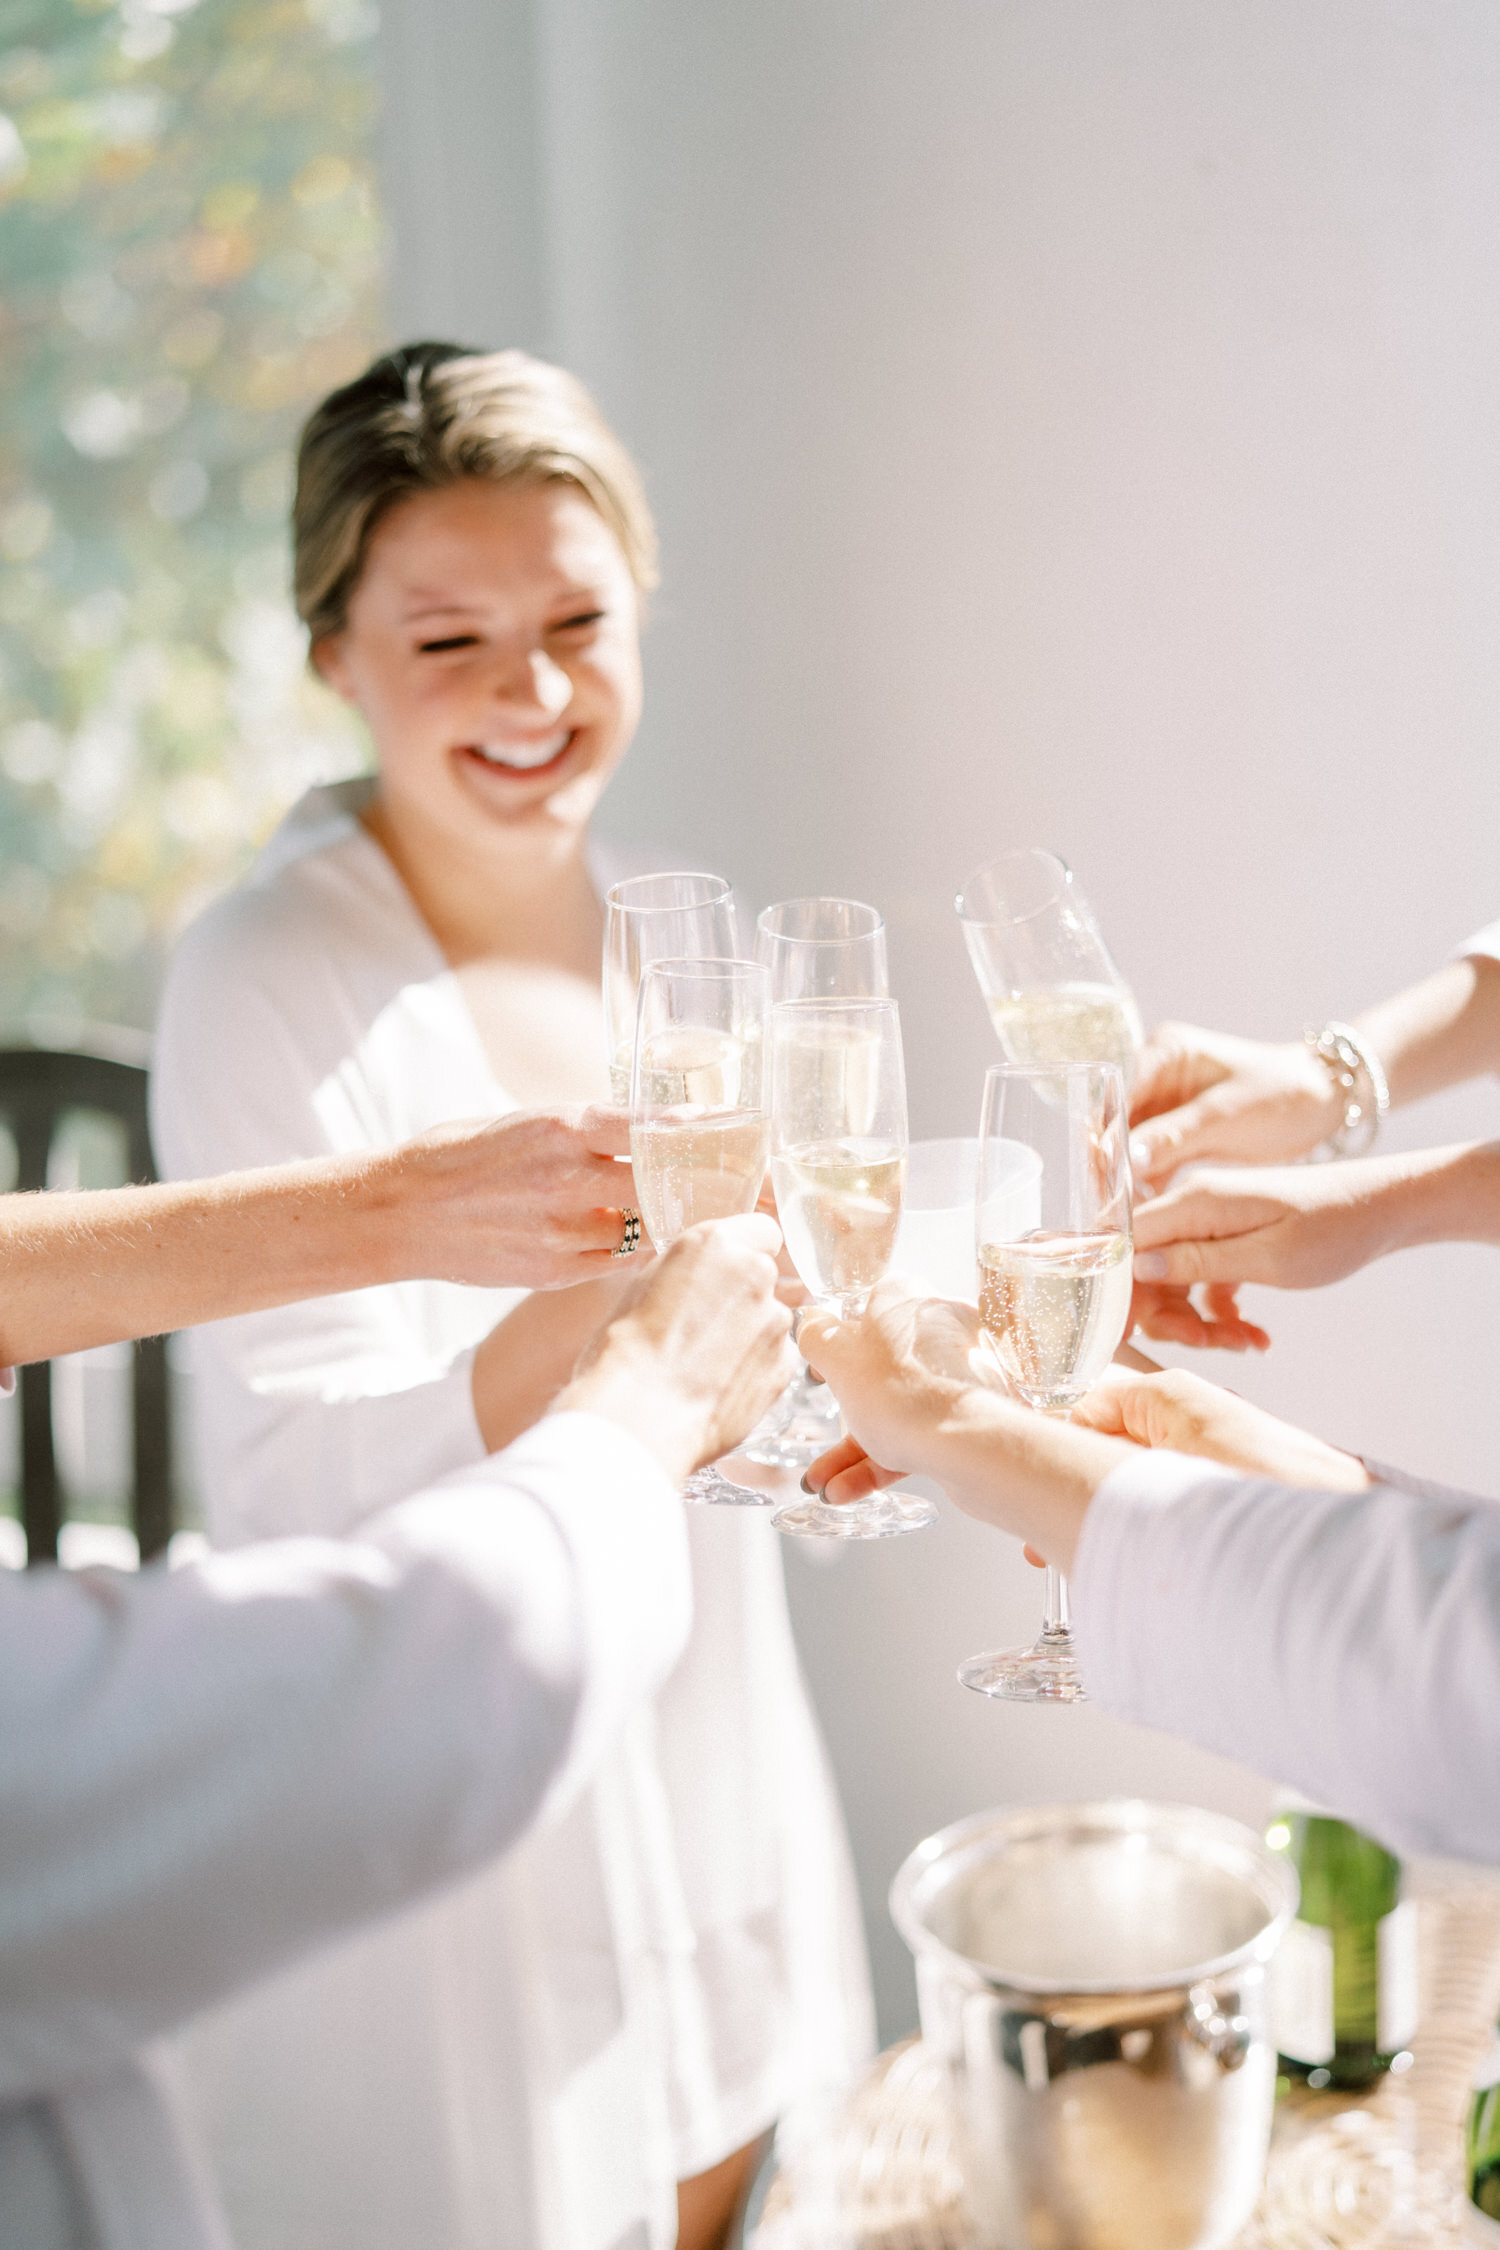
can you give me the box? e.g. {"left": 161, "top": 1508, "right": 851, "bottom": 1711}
{"left": 612, "top": 1206, "right": 642, "bottom": 1259}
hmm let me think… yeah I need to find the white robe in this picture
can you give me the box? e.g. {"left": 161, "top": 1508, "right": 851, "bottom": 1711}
{"left": 0, "top": 1414, "right": 693, "bottom": 2250}
{"left": 150, "top": 779, "right": 874, "bottom": 2250}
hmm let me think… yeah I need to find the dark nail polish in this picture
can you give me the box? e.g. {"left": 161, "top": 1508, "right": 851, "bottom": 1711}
{"left": 799, "top": 1473, "right": 821, "bottom": 1497}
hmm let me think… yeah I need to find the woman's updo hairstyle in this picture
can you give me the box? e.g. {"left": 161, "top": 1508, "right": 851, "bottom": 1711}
{"left": 293, "top": 341, "right": 659, "bottom": 644}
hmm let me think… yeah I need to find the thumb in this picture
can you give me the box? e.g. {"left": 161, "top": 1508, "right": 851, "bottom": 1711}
{"left": 1068, "top": 1383, "right": 1133, "bottom": 1439}
{"left": 795, "top": 1306, "right": 845, "bottom": 1378}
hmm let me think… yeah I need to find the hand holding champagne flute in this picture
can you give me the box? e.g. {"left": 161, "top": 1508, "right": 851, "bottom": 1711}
{"left": 630, "top": 956, "right": 780, "bottom": 1505}
{"left": 767, "top": 997, "right": 935, "bottom": 1540}
{"left": 959, "top": 1059, "right": 1133, "bottom": 1700}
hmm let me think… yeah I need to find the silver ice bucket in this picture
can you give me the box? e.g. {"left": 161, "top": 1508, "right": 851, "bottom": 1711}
{"left": 891, "top": 1800, "right": 1298, "bottom": 2250}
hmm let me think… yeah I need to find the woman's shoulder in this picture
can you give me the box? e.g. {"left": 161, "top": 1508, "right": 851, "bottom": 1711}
{"left": 163, "top": 777, "right": 420, "bottom": 1002}
{"left": 152, "top": 779, "right": 445, "bottom": 1155}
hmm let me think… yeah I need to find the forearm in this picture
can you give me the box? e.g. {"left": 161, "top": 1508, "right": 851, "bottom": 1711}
{"left": 1355, "top": 955, "right": 1500, "bottom": 1109}
{"left": 0, "top": 1153, "right": 413, "bottom": 1366}
{"left": 1374, "top": 1137, "right": 1500, "bottom": 1251}
{"left": 0, "top": 1420, "right": 689, "bottom": 2092}
{"left": 471, "top": 1272, "right": 634, "bottom": 1452}
{"left": 898, "top": 1387, "right": 1130, "bottom": 1573}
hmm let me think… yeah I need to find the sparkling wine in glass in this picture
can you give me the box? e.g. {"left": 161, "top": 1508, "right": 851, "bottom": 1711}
{"left": 630, "top": 956, "right": 775, "bottom": 1506}
{"left": 956, "top": 849, "right": 1143, "bottom": 1086}
{"left": 959, "top": 1060, "right": 1132, "bottom": 1702}
{"left": 767, "top": 997, "right": 935, "bottom": 1541}
{"left": 604, "top": 873, "right": 738, "bottom": 1100}
{"left": 744, "top": 897, "right": 889, "bottom": 1469}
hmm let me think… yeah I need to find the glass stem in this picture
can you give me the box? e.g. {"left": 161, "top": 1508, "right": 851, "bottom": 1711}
{"left": 1039, "top": 1399, "right": 1075, "bottom": 1642}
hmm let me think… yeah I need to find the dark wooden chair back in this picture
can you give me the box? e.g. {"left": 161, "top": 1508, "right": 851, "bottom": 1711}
{"left": 0, "top": 1041, "right": 174, "bottom": 1565}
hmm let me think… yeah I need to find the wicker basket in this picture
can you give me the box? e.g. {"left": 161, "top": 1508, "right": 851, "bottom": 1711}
{"left": 754, "top": 1879, "right": 1500, "bottom": 2250}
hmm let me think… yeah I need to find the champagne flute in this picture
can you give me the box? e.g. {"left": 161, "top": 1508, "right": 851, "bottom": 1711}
{"left": 956, "top": 849, "right": 1143, "bottom": 1086}
{"left": 604, "top": 872, "right": 738, "bottom": 1099}
{"left": 630, "top": 956, "right": 775, "bottom": 1506}
{"left": 958, "top": 1061, "right": 1132, "bottom": 1702}
{"left": 755, "top": 896, "right": 888, "bottom": 1002}
{"left": 745, "top": 897, "right": 889, "bottom": 1468}
{"left": 767, "top": 998, "right": 935, "bottom": 1540}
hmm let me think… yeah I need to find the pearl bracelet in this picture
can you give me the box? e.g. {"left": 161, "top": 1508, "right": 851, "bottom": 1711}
{"left": 1303, "top": 1020, "right": 1390, "bottom": 1158}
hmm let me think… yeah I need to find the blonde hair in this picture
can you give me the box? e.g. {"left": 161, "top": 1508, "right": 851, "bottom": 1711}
{"left": 293, "top": 342, "right": 658, "bottom": 642}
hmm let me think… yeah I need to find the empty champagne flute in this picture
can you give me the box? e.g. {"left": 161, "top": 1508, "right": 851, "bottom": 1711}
{"left": 767, "top": 997, "right": 935, "bottom": 1540}
{"left": 959, "top": 1060, "right": 1132, "bottom": 1701}
{"left": 746, "top": 897, "right": 889, "bottom": 1468}
{"left": 604, "top": 872, "right": 738, "bottom": 1100}
{"left": 956, "top": 849, "right": 1143, "bottom": 1087}
{"left": 630, "top": 957, "right": 775, "bottom": 1506}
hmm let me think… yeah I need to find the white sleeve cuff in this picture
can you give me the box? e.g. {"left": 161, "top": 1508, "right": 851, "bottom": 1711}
{"left": 1452, "top": 916, "right": 1500, "bottom": 966}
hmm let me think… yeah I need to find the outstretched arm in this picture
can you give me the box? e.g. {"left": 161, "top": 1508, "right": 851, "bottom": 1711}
{"left": 797, "top": 1291, "right": 1363, "bottom": 1559}
{"left": 799, "top": 1291, "right": 1498, "bottom": 1862}
{"left": 1130, "top": 1140, "right": 1500, "bottom": 1312}
{"left": 1129, "top": 953, "right": 1500, "bottom": 1186}
{"left": 0, "top": 1105, "right": 640, "bottom": 1369}
{"left": 0, "top": 1215, "right": 794, "bottom": 2097}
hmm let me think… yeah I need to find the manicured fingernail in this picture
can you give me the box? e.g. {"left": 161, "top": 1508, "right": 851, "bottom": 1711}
{"left": 1129, "top": 1136, "right": 1151, "bottom": 1174}
{"left": 799, "top": 1473, "right": 822, "bottom": 1497}
{"left": 1133, "top": 1252, "right": 1167, "bottom": 1280}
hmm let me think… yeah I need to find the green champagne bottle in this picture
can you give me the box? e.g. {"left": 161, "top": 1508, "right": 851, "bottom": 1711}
{"left": 1467, "top": 2026, "right": 1500, "bottom": 2229}
{"left": 1264, "top": 1801, "right": 1417, "bottom": 2090}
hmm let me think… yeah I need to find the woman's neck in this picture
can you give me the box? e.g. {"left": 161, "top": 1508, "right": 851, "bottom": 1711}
{"left": 363, "top": 789, "right": 602, "bottom": 973}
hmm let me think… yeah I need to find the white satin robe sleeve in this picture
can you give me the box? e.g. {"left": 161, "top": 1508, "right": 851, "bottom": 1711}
{"left": 1071, "top": 1448, "right": 1500, "bottom": 1864}
{"left": 0, "top": 1413, "right": 688, "bottom": 2100}
{"left": 150, "top": 881, "right": 495, "bottom": 1543}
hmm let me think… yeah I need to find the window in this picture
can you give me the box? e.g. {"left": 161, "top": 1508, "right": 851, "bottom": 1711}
{"left": 0, "top": 0, "right": 380, "bottom": 1038}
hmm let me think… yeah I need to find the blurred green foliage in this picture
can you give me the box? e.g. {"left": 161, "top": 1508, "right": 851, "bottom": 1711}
{"left": 0, "top": 0, "right": 380, "bottom": 1037}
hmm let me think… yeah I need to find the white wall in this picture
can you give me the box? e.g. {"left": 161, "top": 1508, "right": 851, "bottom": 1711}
{"left": 379, "top": 0, "right": 1500, "bottom": 2040}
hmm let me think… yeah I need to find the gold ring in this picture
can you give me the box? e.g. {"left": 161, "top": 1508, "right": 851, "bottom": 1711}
{"left": 613, "top": 1207, "right": 642, "bottom": 1259}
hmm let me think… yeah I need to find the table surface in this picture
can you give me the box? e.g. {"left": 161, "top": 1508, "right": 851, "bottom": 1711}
{"left": 752, "top": 1874, "right": 1500, "bottom": 2249}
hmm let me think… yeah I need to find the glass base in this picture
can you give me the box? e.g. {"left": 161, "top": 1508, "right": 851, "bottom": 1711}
{"left": 771, "top": 1488, "right": 937, "bottom": 1541}
{"left": 741, "top": 1367, "right": 841, "bottom": 1470}
{"left": 958, "top": 1630, "right": 1088, "bottom": 1702}
{"left": 683, "top": 1464, "right": 775, "bottom": 1508}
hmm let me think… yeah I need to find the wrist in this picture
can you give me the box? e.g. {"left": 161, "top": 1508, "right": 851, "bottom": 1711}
{"left": 1302, "top": 1022, "right": 1390, "bottom": 1156}
{"left": 1253, "top": 1423, "right": 1370, "bottom": 1492}
{"left": 555, "top": 1331, "right": 704, "bottom": 1487}
{"left": 353, "top": 1142, "right": 451, "bottom": 1286}
{"left": 931, "top": 1384, "right": 1125, "bottom": 1573}
{"left": 1385, "top": 1139, "right": 1500, "bottom": 1251}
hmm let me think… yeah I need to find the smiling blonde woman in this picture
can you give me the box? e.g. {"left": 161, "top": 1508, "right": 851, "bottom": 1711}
{"left": 151, "top": 345, "right": 873, "bottom": 2250}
